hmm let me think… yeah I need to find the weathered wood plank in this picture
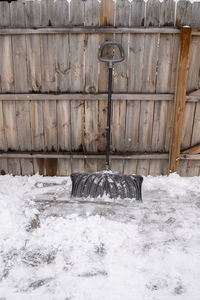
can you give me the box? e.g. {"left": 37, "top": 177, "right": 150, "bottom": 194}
{"left": 7, "top": 159, "right": 21, "bottom": 175}
{"left": 69, "top": 34, "right": 85, "bottom": 92}
{"left": 182, "top": 143, "right": 200, "bottom": 154}
{"left": 70, "top": 0, "right": 85, "bottom": 26}
{"left": 130, "top": 0, "right": 145, "bottom": 27}
{"left": 0, "top": 36, "right": 14, "bottom": 93}
{"left": 187, "top": 36, "right": 200, "bottom": 93}
{"left": 10, "top": 0, "right": 25, "bottom": 27}
{"left": 71, "top": 100, "right": 84, "bottom": 151}
{"left": 16, "top": 101, "right": 32, "bottom": 151}
{"left": 85, "top": 158, "right": 98, "bottom": 173}
{"left": 40, "top": 35, "right": 56, "bottom": 92}
{"left": 57, "top": 100, "right": 71, "bottom": 151}
{"left": 84, "top": 0, "right": 100, "bottom": 26}
{"left": 186, "top": 160, "right": 200, "bottom": 176}
{"left": 145, "top": 0, "right": 161, "bottom": 27}
{"left": 124, "top": 160, "right": 137, "bottom": 175}
{"left": 55, "top": 34, "right": 71, "bottom": 92}
{"left": 115, "top": 0, "right": 131, "bottom": 27}
{"left": 128, "top": 34, "right": 145, "bottom": 92}
{"left": 159, "top": 0, "right": 175, "bottom": 27}
{"left": 169, "top": 28, "right": 192, "bottom": 173}
{"left": 138, "top": 101, "right": 154, "bottom": 152}
{"left": 43, "top": 100, "right": 57, "bottom": 152}
{"left": 50, "top": 0, "right": 69, "bottom": 27}
{"left": 20, "top": 159, "right": 34, "bottom": 176}
{"left": 0, "top": 93, "right": 174, "bottom": 101}
{"left": 149, "top": 160, "right": 168, "bottom": 176}
{"left": 12, "top": 35, "right": 28, "bottom": 92}
{"left": 31, "top": 101, "right": 45, "bottom": 151}
{"left": 0, "top": 159, "right": 8, "bottom": 175}
{"left": 110, "top": 159, "right": 124, "bottom": 174}
{"left": 26, "top": 34, "right": 42, "bottom": 92}
{"left": 111, "top": 100, "right": 126, "bottom": 151}
{"left": 191, "top": 2, "right": 200, "bottom": 28}
{"left": 181, "top": 102, "right": 195, "bottom": 150}
{"left": 125, "top": 100, "right": 140, "bottom": 151}
{"left": 176, "top": 0, "right": 192, "bottom": 27}
{"left": 0, "top": 101, "right": 7, "bottom": 151}
{"left": 191, "top": 102, "right": 200, "bottom": 147}
{"left": 0, "top": 2, "right": 10, "bottom": 27}
{"left": 85, "top": 100, "right": 98, "bottom": 152}
{"left": 113, "top": 34, "right": 129, "bottom": 92}
{"left": 151, "top": 101, "right": 168, "bottom": 152}
{"left": 24, "top": 0, "right": 41, "bottom": 27}
{"left": 3, "top": 101, "right": 19, "bottom": 151}
{"left": 0, "top": 28, "right": 181, "bottom": 35}
{"left": 100, "top": 0, "right": 114, "bottom": 26}
{"left": 58, "top": 158, "right": 71, "bottom": 176}
{"left": 85, "top": 34, "right": 99, "bottom": 93}
{"left": 40, "top": 0, "right": 52, "bottom": 27}
{"left": 137, "top": 160, "right": 150, "bottom": 176}
{"left": 142, "top": 33, "right": 159, "bottom": 93}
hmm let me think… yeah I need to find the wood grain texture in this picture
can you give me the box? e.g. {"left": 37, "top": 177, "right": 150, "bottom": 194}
{"left": 130, "top": 0, "right": 145, "bottom": 27}
{"left": 84, "top": 0, "right": 100, "bottom": 26}
{"left": 100, "top": 0, "right": 114, "bottom": 26}
{"left": 115, "top": 0, "right": 131, "bottom": 27}
{"left": 16, "top": 101, "right": 32, "bottom": 151}
{"left": 43, "top": 100, "right": 57, "bottom": 152}
{"left": 0, "top": 2, "right": 10, "bottom": 27}
{"left": 176, "top": 0, "right": 192, "bottom": 27}
{"left": 31, "top": 101, "right": 45, "bottom": 151}
{"left": 57, "top": 100, "right": 71, "bottom": 151}
{"left": 145, "top": 0, "right": 161, "bottom": 27}
{"left": 0, "top": 101, "right": 7, "bottom": 151}
{"left": 70, "top": 0, "right": 85, "bottom": 26}
{"left": 159, "top": 0, "right": 175, "bottom": 26}
{"left": 3, "top": 101, "right": 19, "bottom": 151}
{"left": 169, "top": 28, "right": 192, "bottom": 173}
{"left": 0, "top": 36, "right": 14, "bottom": 93}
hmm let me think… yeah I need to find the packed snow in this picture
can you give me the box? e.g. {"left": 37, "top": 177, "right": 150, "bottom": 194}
{"left": 0, "top": 173, "right": 200, "bottom": 300}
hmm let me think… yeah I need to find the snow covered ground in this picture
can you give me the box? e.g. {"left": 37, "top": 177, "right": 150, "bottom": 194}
{"left": 0, "top": 173, "right": 200, "bottom": 300}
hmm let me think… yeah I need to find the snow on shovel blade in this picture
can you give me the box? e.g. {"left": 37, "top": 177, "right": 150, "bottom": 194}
{"left": 71, "top": 172, "right": 143, "bottom": 200}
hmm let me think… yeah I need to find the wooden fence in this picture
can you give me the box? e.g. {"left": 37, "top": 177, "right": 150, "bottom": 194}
{"left": 0, "top": 0, "right": 200, "bottom": 177}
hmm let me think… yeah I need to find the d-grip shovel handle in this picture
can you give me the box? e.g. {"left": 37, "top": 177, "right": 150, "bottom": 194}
{"left": 98, "top": 41, "right": 125, "bottom": 68}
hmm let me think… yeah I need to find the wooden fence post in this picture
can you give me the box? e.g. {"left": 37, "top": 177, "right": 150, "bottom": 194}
{"left": 169, "top": 27, "right": 192, "bottom": 173}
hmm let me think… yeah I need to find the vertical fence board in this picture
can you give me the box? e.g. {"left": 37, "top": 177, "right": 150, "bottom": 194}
{"left": 85, "top": 100, "right": 98, "bottom": 152}
{"left": 85, "top": 34, "right": 99, "bottom": 93}
{"left": 130, "top": 0, "right": 145, "bottom": 27}
{"left": 176, "top": 0, "right": 192, "bottom": 27}
{"left": 113, "top": 34, "right": 129, "bottom": 92}
{"left": 57, "top": 100, "right": 71, "bottom": 151}
{"left": 16, "top": 101, "right": 32, "bottom": 151}
{"left": 138, "top": 101, "right": 154, "bottom": 152}
{"left": 191, "top": 102, "right": 200, "bottom": 147}
{"left": 115, "top": 0, "right": 131, "bottom": 27}
{"left": 41, "top": 35, "right": 56, "bottom": 92}
{"left": 26, "top": 34, "right": 42, "bottom": 92}
{"left": 70, "top": 0, "right": 85, "bottom": 26}
{"left": 0, "top": 101, "right": 7, "bottom": 151}
{"left": 137, "top": 160, "right": 150, "bottom": 176}
{"left": 128, "top": 34, "right": 145, "bottom": 92}
{"left": 110, "top": 159, "right": 124, "bottom": 174}
{"left": 159, "top": 0, "right": 175, "bottom": 27}
{"left": 85, "top": 159, "right": 98, "bottom": 172}
{"left": 187, "top": 36, "right": 200, "bottom": 93}
{"left": 0, "top": 36, "right": 14, "bottom": 93}
{"left": 8, "top": 159, "right": 21, "bottom": 175}
{"left": 187, "top": 160, "right": 200, "bottom": 177}
{"left": 181, "top": 102, "right": 195, "bottom": 150}
{"left": 70, "top": 34, "right": 85, "bottom": 92}
{"left": 111, "top": 100, "right": 126, "bottom": 152}
{"left": 0, "top": 2, "right": 10, "bottom": 27}
{"left": 145, "top": 0, "right": 161, "bottom": 27}
{"left": 156, "top": 34, "right": 174, "bottom": 93}
{"left": 50, "top": 0, "right": 69, "bottom": 27}
{"left": 43, "top": 100, "right": 57, "bottom": 152}
{"left": 12, "top": 35, "right": 28, "bottom": 93}
{"left": 40, "top": 0, "right": 52, "bottom": 27}
{"left": 10, "top": 0, "right": 25, "bottom": 27}
{"left": 100, "top": 0, "right": 114, "bottom": 26}
{"left": 71, "top": 101, "right": 84, "bottom": 152}
{"left": 56, "top": 34, "right": 71, "bottom": 92}
{"left": 142, "top": 33, "right": 159, "bottom": 93}
{"left": 124, "top": 160, "right": 137, "bottom": 175}
{"left": 58, "top": 159, "right": 71, "bottom": 176}
{"left": 31, "top": 101, "right": 44, "bottom": 151}
{"left": 0, "top": 159, "right": 8, "bottom": 175}
{"left": 85, "top": 0, "right": 100, "bottom": 26}
{"left": 21, "top": 159, "right": 34, "bottom": 176}
{"left": 191, "top": 2, "right": 200, "bottom": 28}
{"left": 3, "top": 101, "right": 19, "bottom": 151}
{"left": 125, "top": 100, "right": 140, "bottom": 151}
{"left": 24, "top": 0, "right": 41, "bottom": 27}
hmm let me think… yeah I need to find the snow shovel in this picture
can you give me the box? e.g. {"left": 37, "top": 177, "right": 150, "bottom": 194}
{"left": 71, "top": 41, "right": 143, "bottom": 200}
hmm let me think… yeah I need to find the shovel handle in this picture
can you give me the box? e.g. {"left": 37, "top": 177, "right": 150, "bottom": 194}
{"left": 98, "top": 41, "right": 125, "bottom": 68}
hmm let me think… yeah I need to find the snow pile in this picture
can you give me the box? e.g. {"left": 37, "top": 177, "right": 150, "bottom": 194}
{"left": 0, "top": 174, "right": 200, "bottom": 299}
